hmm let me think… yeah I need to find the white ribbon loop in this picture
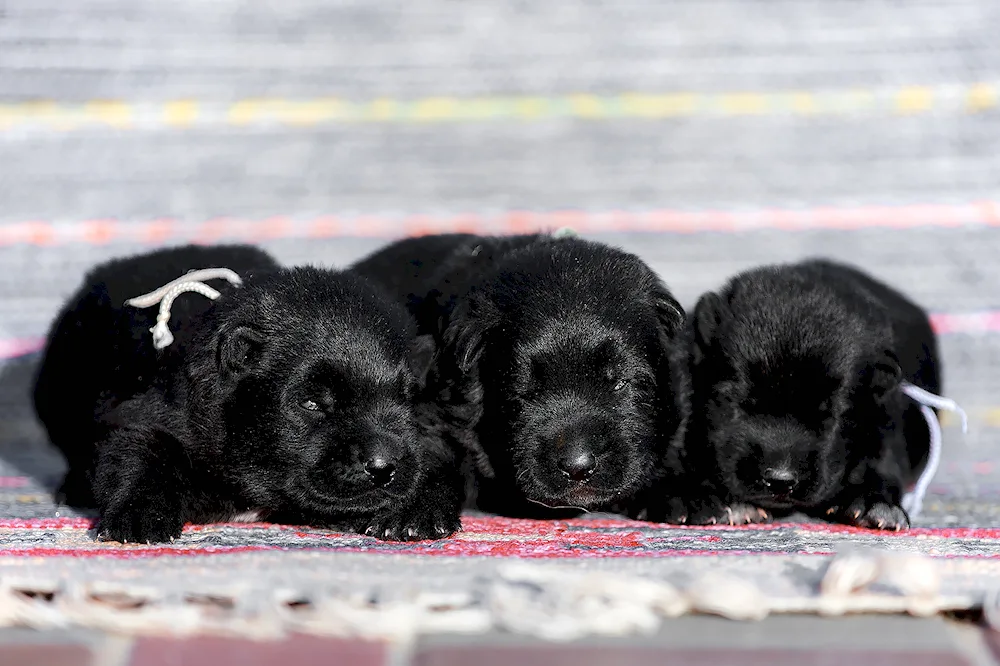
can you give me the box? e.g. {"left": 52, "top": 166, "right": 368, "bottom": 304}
{"left": 125, "top": 267, "right": 243, "bottom": 350}
{"left": 899, "top": 380, "right": 968, "bottom": 519}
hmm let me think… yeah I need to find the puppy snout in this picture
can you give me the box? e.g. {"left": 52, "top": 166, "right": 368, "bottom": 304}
{"left": 558, "top": 448, "right": 597, "bottom": 482}
{"left": 762, "top": 467, "right": 798, "bottom": 496}
{"left": 364, "top": 456, "right": 396, "bottom": 487}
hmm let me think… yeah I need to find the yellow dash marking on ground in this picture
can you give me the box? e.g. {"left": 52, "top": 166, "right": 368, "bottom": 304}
{"left": 412, "top": 97, "right": 460, "bottom": 121}
{"left": 619, "top": 93, "right": 699, "bottom": 117}
{"left": 276, "top": 99, "right": 342, "bottom": 125}
{"left": 15, "top": 495, "right": 47, "bottom": 503}
{"left": 568, "top": 94, "right": 607, "bottom": 118}
{"left": 967, "top": 83, "right": 998, "bottom": 112}
{"left": 85, "top": 100, "right": 132, "bottom": 127}
{"left": 163, "top": 100, "right": 199, "bottom": 126}
{"left": 1, "top": 84, "right": 997, "bottom": 132}
{"left": 227, "top": 98, "right": 274, "bottom": 125}
{"left": 718, "top": 93, "right": 769, "bottom": 115}
{"left": 788, "top": 92, "right": 818, "bottom": 114}
{"left": 513, "top": 97, "right": 548, "bottom": 119}
{"left": 896, "top": 86, "right": 934, "bottom": 114}
{"left": 367, "top": 98, "right": 398, "bottom": 121}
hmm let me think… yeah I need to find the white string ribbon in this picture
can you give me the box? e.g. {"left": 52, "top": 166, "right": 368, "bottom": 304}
{"left": 551, "top": 227, "right": 579, "bottom": 239}
{"left": 900, "top": 381, "right": 968, "bottom": 519}
{"left": 125, "top": 268, "right": 243, "bottom": 350}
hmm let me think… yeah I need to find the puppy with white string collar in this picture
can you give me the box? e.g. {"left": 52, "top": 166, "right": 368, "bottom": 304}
{"left": 658, "top": 259, "right": 965, "bottom": 531}
{"left": 33, "top": 244, "right": 457, "bottom": 544}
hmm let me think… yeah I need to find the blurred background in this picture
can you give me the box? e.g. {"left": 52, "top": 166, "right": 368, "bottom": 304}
{"left": 0, "top": 0, "right": 998, "bottom": 516}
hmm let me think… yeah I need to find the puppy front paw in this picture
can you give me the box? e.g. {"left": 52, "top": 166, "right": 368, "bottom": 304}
{"left": 98, "top": 493, "right": 184, "bottom": 544}
{"left": 649, "top": 496, "right": 768, "bottom": 526}
{"left": 686, "top": 500, "right": 770, "bottom": 526}
{"left": 834, "top": 499, "right": 909, "bottom": 531}
{"left": 356, "top": 496, "right": 462, "bottom": 542}
{"left": 719, "top": 502, "right": 772, "bottom": 526}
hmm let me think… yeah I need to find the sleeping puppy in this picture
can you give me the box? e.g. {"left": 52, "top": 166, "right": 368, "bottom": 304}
{"left": 33, "top": 244, "right": 456, "bottom": 543}
{"left": 353, "top": 234, "right": 687, "bottom": 518}
{"left": 676, "top": 259, "right": 939, "bottom": 530}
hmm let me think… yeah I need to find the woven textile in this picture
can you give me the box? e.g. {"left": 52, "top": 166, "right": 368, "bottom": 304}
{"left": 1, "top": 0, "right": 999, "bottom": 636}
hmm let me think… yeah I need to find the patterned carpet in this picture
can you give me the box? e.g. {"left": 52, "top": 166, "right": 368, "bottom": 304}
{"left": 1, "top": 0, "right": 999, "bottom": 638}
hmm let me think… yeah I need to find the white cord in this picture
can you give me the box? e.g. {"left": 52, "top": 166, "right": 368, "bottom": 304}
{"left": 900, "top": 381, "right": 968, "bottom": 518}
{"left": 125, "top": 267, "right": 243, "bottom": 350}
{"left": 551, "top": 227, "right": 579, "bottom": 239}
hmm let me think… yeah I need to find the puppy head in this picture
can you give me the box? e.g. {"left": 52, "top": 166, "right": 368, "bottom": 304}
{"left": 446, "top": 239, "right": 685, "bottom": 510}
{"left": 690, "top": 273, "right": 900, "bottom": 509}
{"left": 200, "top": 267, "right": 434, "bottom": 519}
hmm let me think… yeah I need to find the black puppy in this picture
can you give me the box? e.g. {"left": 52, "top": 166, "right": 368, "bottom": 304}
{"left": 676, "top": 259, "right": 939, "bottom": 530}
{"left": 353, "top": 233, "right": 687, "bottom": 518}
{"left": 33, "top": 244, "right": 456, "bottom": 543}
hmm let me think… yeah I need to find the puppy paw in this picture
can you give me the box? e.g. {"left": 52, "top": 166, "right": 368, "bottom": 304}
{"left": 719, "top": 503, "right": 772, "bottom": 526}
{"left": 97, "top": 495, "right": 184, "bottom": 544}
{"left": 686, "top": 501, "right": 770, "bottom": 526}
{"left": 835, "top": 500, "right": 909, "bottom": 531}
{"left": 655, "top": 496, "right": 768, "bottom": 526}
{"left": 356, "top": 502, "right": 462, "bottom": 542}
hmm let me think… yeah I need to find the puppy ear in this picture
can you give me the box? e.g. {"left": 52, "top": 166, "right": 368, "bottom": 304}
{"left": 407, "top": 334, "right": 437, "bottom": 389}
{"left": 693, "top": 292, "right": 725, "bottom": 350}
{"left": 217, "top": 325, "right": 266, "bottom": 381}
{"left": 864, "top": 350, "right": 903, "bottom": 400}
{"left": 444, "top": 291, "right": 499, "bottom": 373}
{"left": 651, "top": 284, "right": 686, "bottom": 337}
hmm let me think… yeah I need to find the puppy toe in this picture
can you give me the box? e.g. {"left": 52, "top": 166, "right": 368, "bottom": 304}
{"left": 725, "top": 503, "right": 771, "bottom": 526}
{"left": 841, "top": 500, "right": 909, "bottom": 531}
{"left": 684, "top": 499, "right": 768, "bottom": 526}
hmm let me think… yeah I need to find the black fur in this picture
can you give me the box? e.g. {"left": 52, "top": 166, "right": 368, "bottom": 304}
{"left": 353, "top": 234, "right": 687, "bottom": 518}
{"left": 670, "top": 259, "right": 939, "bottom": 530}
{"left": 33, "top": 244, "right": 459, "bottom": 543}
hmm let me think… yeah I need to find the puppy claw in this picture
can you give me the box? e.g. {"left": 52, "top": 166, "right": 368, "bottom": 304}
{"left": 679, "top": 515, "right": 687, "bottom": 524}
{"left": 826, "top": 507, "right": 836, "bottom": 516}
{"left": 724, "top": 507, "right": 735, "bottom": 526}
{"left": 708, "top": 517, "right": 717, "bottom": 525}
{"left": 853, "top": 510, "right": 861, "bottom": 519}
{"left": 757, "top": 508, "right": 769, "bottom": 519}
{"left": 876, "top": 519, "right": 885, "bottom": 529}
{"left": 406, "top": 527, "right": 416, "bottom": 538}
{"left": 434, "top": 525, "right": 448, "bottom": 535}
{"left": 365, "top": 526, "right": 377, "bottom": 537}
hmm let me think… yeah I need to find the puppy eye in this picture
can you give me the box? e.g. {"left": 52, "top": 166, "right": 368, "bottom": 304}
{"left": 613, "top": 379, "right": 629, "bottom": 391}
{"left": 300, "top": 399, "right": 322, "bottom": 412}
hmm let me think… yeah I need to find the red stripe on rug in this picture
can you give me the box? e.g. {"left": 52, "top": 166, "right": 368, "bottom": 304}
{"left": 1, "top": 545, "right": 286, "bottom": 558}
{"left": 0, "top": 545, "right": 837, "bottom": 559}
{"left": 1, "top": 202, "right": 998, "bottom": 246}
{"left": 6, "top": 515, "right": 1000, "bottom": 540}
{"left": 0, "top": 518, "right": 95, "bottom": 529}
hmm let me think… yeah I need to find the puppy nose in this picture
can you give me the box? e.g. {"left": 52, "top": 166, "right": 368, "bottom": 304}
{"left": 762, "top": 468, "right": 798, "bottom": 496}
{"left": 559, "top": 450, "right": 597, "bottom": 482}
{"left": 364, "top": 457, "right": 396, "bottom": 487}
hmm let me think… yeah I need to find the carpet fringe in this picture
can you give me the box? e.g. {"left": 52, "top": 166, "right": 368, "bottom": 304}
{"left": 0, "top": 550, "right": 985, "bottom": 641}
